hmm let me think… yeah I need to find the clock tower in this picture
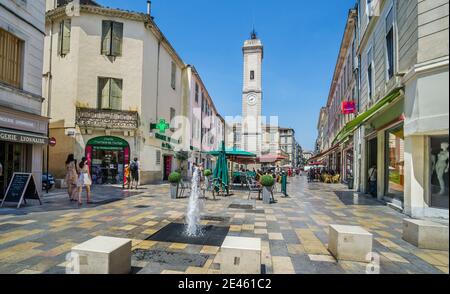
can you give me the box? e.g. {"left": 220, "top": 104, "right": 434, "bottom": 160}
{"left": 242, "top": 30, "right": 263, "bottom": 155}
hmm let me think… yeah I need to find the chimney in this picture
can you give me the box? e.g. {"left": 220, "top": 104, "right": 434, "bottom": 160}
{"left": 147, "top": 0, "right": 151, "bottom": 16}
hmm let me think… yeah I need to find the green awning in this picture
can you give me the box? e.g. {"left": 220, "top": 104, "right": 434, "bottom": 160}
{"left": 332, "top": 88, "right": 402, "bottom": 146}
{"left": 208, "top": 148, "right": 256, "bottom": 158}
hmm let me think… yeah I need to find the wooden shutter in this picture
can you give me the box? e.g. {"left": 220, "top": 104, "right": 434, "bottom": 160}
{"left": 111, "top": 22, "right": 123, "bottom": 57}
{"left": 101, "top": 21, "right": 112, "bottom": 55}
{"left": 98, "top": 78, "right": 111, "bottom": 109}
{"left": 0, "top": 29, "right": 23, "bottom": 88}
{"left": 57, "top": 21, "right": 63, "bottom": 56}
{"left": 61, "top": 19, "right": 71, "bottom": 55}
{"left": 110, "top": 78, "right": 122, "bottom": 110}
{"left": 171, "top": 62, "right": 176, "bottom": 89}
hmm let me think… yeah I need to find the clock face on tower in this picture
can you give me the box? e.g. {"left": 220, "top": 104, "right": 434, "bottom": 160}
{"left": 247, "top": 94, "right": 257, "bottom": 106}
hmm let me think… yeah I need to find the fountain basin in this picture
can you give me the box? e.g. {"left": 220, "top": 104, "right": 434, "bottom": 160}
{"left": 146, "top": 223, "right": 230, "bottom": 247}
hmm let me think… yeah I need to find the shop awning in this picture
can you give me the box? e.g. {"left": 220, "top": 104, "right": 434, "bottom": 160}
{"left": 332, "top": 88, "right": 403, "bottom": 146}
{"left": 308, "top": 144, "right": 340, "bottom": 163}
{"left": 0, "top": 128, "right": 48, "bottom": 145}
{"left": 258, "top": 154, "right": 288, "bottom": 163}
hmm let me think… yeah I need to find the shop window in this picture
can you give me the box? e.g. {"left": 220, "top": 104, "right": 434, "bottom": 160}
{"left": 430, "top": 136, "right": 449, "bottom": 209}
{"left": 385, "top": 125, "right": 404, "bottom": 202}
{"left": 98, "top": 77, "right": 122, "bottom": 110}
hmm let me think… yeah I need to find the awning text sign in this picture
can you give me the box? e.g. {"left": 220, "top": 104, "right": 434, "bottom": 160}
{"left": 0, "top": 130, "right": 48, "bottom": 145}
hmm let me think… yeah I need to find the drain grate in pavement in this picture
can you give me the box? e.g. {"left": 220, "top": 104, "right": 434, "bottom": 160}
{"left": 228, "top": 204, "right": 254, "bottom": 210}
{"left": 147, "top": 223, "right": 229, "bottom": 246}
{"left": 200, "top": 215, "right": 230, "bottom": 222}
{"left": 246, "top": 209, "right": 265, "bottom": 214}
{"left": 134, "top": 205, "right": 151, "bottom": 209}
{"left": 132, "top": 249, "right": 210, "bottom": 267}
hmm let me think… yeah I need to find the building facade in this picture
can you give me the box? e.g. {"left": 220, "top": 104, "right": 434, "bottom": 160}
{"left": 43, "top": 1, "right": 187, "bottom": 184}
{"left": 0, "top": 0, "right": 48, "bottom": 197}
{"left": 279, "top": 128, "right": 298, "bottom": 167}
{"left": 312, "top": 0, "right": 449, "bottom": 219}
{"left": 184, "top": 65, "right": 225, "bottom": 175}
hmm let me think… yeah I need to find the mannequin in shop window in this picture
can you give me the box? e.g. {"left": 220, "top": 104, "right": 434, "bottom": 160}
{"left": 432, "top": 142, "right": 449, "bottom": 196}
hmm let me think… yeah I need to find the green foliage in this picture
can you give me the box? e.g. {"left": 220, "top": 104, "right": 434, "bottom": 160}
{"left": 175, "top": 150, "right": 189, "bottom": 162}
{"left": 168, "top": 172, "right": 182, "bottom": 184}
{"left": 260, "top": 175, "right": 275, "bottom": 187}
{"left": 204, "top": 169, "right": 212, "bottom": 177}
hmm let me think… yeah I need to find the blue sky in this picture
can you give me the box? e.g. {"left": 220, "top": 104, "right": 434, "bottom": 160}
{"left": 98, "top": 0, "right": 356, "bottom": 150}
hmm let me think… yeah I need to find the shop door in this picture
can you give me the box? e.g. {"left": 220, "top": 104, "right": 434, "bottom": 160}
{"left": 367, "top": 138, "right": 378, "bottom": 196}
{"left": 163, "top": 156, "right": 172, "bottom": 181}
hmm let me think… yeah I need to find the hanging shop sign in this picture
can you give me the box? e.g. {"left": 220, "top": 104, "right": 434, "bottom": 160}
{"left": 342, "top": 101, "right": 356, "bottom": 115}
{"left": 151, "top": 119, "right": 170, "bottom": 134}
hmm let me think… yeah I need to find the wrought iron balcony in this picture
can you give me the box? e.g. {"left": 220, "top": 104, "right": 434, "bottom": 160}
{"left": 76, "top": 108, "right": 139, "bottom": 130}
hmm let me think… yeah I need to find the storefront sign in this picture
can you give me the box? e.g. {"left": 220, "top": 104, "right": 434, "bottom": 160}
{"left": 342, "top": 101, "right": 356, "bottom": 114}
{"left": 87, "top": 136, "right": 129, "bottom": 148}
{"left": 0, "top": 110, "right": 47, "bottom": 134}
{"left": 76, "top": 108, "right": 138, "bottom": 130}
{"left": 0, "top": 129, "right": 48, "bottom": 145}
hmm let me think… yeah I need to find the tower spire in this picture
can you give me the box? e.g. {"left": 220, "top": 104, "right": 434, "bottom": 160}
{"left": 250, "top": 27, "right": 258, "bottom": 40}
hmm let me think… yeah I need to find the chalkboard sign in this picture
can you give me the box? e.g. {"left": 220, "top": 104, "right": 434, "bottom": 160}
{"left": 1, "top": 173, "right": 42, "bottom": 208}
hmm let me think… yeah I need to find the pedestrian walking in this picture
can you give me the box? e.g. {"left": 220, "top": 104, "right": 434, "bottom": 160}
{"left": 130, "top": 158, "right": 139, "bottom": 190}
{"left": 124, "top": 164, "right": 131, "bottom": 189}
{"left": 65, "top": 154, "right": 78, "bottom": 202}
{"left": 77, "top": 157, "right": 92, "bottom": 205}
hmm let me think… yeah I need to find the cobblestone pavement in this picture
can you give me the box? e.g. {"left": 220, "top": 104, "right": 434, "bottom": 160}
{"left": 0, "top": 176, "right": 448, "bottom": 274}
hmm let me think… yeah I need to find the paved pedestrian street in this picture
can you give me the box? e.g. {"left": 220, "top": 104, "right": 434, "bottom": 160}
{"left": 0, "top": 177, "right": 448, "bottom": 274}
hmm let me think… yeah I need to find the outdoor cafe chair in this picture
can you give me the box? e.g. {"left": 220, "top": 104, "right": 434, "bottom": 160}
{"left": 247, "top": 178, "right": 262, "bottom": 200}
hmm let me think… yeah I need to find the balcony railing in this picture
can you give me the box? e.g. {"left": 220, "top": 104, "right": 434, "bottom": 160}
{"left": 76, "top": 108, "right": 139, "bottom": 130}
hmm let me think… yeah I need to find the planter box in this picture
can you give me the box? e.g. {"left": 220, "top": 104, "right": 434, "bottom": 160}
{"left": 262, "top": 186, "right": 272, "bottom": 204}
{"left": 170, "top": 184, "right": 179, "bottom": 199}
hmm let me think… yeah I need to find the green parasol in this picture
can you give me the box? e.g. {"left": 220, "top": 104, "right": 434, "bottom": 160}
{"left": 213, "top": 141, "right": 229, "bottom": 195}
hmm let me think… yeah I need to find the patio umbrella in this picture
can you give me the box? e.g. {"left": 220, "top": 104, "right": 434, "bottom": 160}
{"left": 213, "top": 141, "right": 229, "bottom": 195}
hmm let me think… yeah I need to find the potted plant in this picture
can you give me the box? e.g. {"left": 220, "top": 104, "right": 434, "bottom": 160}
{"left": 260, "top": 175, "right": 275, "bottom": 204}
{"left": 203, "top": 169, "right": 212, "bottom": 191}
{"left": 168, "top": 172, "right": 182, "bottom": 199}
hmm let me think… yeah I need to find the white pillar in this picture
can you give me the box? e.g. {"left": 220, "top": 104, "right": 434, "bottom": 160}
{"left": 404, "top": 135, "right": 426, "bottom": 218}
{"left": 32, "top": 144, "right": 43, "bottom": 194}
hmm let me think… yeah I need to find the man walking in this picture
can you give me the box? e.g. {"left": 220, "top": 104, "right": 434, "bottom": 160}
{"left": 130, "top": 158, "right": 140, "bottom": 190}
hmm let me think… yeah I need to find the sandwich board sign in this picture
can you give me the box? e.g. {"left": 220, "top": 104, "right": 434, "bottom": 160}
{"left": 0, "top": 173, "right": 42, "bottom": 208}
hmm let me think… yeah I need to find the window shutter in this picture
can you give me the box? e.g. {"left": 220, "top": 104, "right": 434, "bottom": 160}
{"left": 112, "top": 22, "right": 123, "bottom": 57}
{"left": 386, "top": 7, "right": 394, "bottom": 32}
{"left": 101, "top": 21, "right": 112, "bottom": 55}
{"left": 61, "top": 19, "right": 71, "bottom": 55}
{"left": 171, "top": 62, "right": 176, "bottom": 89}
{"left": 57, "top": 21, "right": 63, "bottom": 56}
{"left": 110, "top": 78, "right": 123, "bottom": 110}
{"left": 99, "top": 78, "right": 111, "bottom": 109}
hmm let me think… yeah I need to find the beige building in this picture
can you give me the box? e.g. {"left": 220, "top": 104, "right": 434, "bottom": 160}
{"left": 43, "top": 1, "right": 187, "bottom": 184}
{"left": 1, "top": 0, "right": 48, "bottom": 196}
{"left": 184, "top": 65, "right": 225, "bottom": 175}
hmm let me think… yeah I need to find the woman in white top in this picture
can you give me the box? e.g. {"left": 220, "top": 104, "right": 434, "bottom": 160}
{"left": 77, "top": 157, "right": 92, "bottom": 205}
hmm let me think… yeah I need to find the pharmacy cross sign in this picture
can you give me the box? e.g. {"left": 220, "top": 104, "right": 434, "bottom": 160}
{"left": 156, "top": 119, "right": 170, "bottom": 134}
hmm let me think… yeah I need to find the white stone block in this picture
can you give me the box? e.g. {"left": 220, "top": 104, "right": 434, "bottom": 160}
{"left": 403, "top": 219, "right": 449, "bottom": 251}
{"left": 328, "top": 225, "right": 373, "bottom": 263}
{"left": 71, "top": 236, "right": 132, "bottom": 274}
{"left": 218, "top": 236, "right": 261, "bottom": 274}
